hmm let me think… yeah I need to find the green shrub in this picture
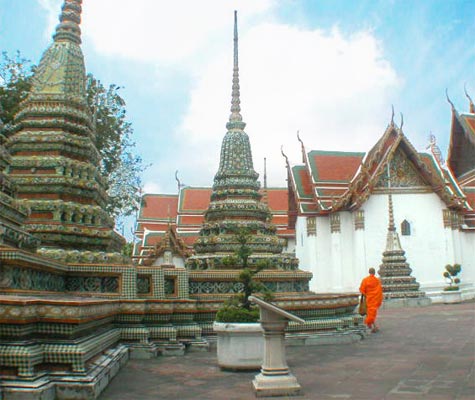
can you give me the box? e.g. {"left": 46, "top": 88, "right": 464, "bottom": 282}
{"left": 215, "top": 228, "right": 273, "bottom": 322}
{"left": 443, "top": 264, "right": 461, "bottom": 291}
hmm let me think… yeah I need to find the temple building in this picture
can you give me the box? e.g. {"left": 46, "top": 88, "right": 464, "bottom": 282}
{"left": 287, "top": 109, "right": 475, "bottom": 302}
{"left": 134, "top": 186, "right": 293, "bottom": 266}
{"left": 138, "top": 105, "right": 475, "bottom": 304}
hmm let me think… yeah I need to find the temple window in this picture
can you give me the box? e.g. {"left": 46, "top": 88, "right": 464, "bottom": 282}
{"left": 401, "top": 220, "right": 411, "bottom": 236}
{"left": 306, "top": 217, "right": 316, "bottom": 236}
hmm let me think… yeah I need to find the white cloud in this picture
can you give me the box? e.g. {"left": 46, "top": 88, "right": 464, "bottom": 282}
{"left": 142, "top": 181, "right": 164, "bottom": 194}
{"left": 37, "top": 0, "right": 62, "bottom": 39}
{"left": 37, "top": 0, "right": 401, "bottom": 191}
{"left": 81, "top": 0, "right": 275, "bottom": 66}
{"left": 173, "top": 23, "right": 401, "bottom": 188}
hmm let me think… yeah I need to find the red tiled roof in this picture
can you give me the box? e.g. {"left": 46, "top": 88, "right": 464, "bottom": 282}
{"left": 276, "top": 228, "right": 295, "bottom": 236}
{"left": 462, "top": 114, "right": 475, "bottom": 136}
{"left": 292, "top": 166, "right": 313, "bottom": 198}
{"left": 143, "top": 233, "right": 166, "bottom": 246}
{"left": 308, "top": 151, "right": 364, "bottom": 182}
{"left": 136, "top": 186, "right": 293, "bottom": 255}
{"left": 137, "top": 222, "right": 173, "bottom": 232}
{"left": 266, "top": 188, "right": 288, "bottom": 211}
{"left": 179, "top": 188, "right": 212, "bottom": 213}
{"left": 178, "top": 215, "right": 205, "bottom": 225}
{"left": 140, "top": 194, "right": 178, "bottom": 219}
{"left": 271, "top": 215, "right": 288, "bottom": 225}
{"left": 465, "top": 191, "right": 475, "bottom": 209}
{"left": 317, "top": 187, "right": 348, "bottom": 197}
{"left": 181, "top": 235, "right": 199, "bottom": 246}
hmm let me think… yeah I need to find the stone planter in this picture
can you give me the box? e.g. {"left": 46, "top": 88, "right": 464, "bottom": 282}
{"left": 442, "top": 290, "right": 462, "bottom": 304}
{"left": 213, "top": 321, "right": 264, "bottom": 370}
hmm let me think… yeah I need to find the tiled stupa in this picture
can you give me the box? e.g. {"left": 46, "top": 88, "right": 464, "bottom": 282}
{"left": 0, "top": 110, "right": 39, "bottom": 250}
{"left": 378, "top": 181, "right": 430, "bottom": 304}
{"left": 4, "top": 0, "right": 125, "bottom": 263}
{"left": 186, "top": 11, "right": 299, "bottom": 274}
{"left": 184, "top": 12, "right": 362, "bottom": 339}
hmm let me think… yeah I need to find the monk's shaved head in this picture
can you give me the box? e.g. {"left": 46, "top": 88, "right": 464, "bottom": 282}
{"left": 369, "top": 267, "right": 376, "bottom": 275}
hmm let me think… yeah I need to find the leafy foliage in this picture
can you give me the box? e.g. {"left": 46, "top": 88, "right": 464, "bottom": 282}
{"left": 85, "top": 74, "right": 148, "bottom": 219}
{"left": 443, "top": 263, "right": 461, "bottom": 291}
{"left": 215, "top": 297, "right": 260, "bottom": 322}
{"left": 0, "top": 51, "right": 33, "bottom": 124}
{"left": 215, "top": 229, "right": 273, "bottom": 322}
{"left": 0, "top": 51, "right": 147, "bottom": 222}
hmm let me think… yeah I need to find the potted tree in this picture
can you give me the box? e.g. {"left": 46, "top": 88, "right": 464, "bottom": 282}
{"left": 213, "top": 229, "right": 272, "bottom": 370}
{"left": 442, "top": 264, "right": 462, "bottom": 304}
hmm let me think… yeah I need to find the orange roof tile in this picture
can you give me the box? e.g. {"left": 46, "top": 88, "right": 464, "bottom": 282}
{"left": 178, "top": 215, "right": 206, "bottom": 225}
{"left": 292, "top": 166, "right": 313, "bottom": 198}
{"left": 309, "top": 151, "right": 364, "bottom": 182}
{"left": 137, "top": 222, "right": 172, "bottom": 232}
{"left": 140, "top": 194, "right": 178, "bottom": 219}
{"left": 317, "top": 187, "right": 348, "bottom": 197}
{"left": 271, "top": 215, "right": 288, "bottom": 225}
{"left": 462, "top": 115, "right": 475, "bottom": 135}
{"left": 465, "top": 191, "right": 475, "bottom": 209}
{"left": 179, "top": 188, "right": 212, "bottom": 213}
{"left": 266, "top": 188, "right": 288, "bottom": 211}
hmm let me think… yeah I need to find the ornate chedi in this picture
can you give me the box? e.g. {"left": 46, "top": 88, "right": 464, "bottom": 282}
{"left": 4, "top": 0, "right": 125, "bottom": 263}
{"left": 186, "top": 11, "right": 298, "bottom": 273}
{"left": 0, "top": 112, "right": 39, "bottom": 250}
{"left": 378, "top": 167, "right": 430, "bottom": 304}
{"left": 184, "top": 12, "right": 361, "bottom": 339}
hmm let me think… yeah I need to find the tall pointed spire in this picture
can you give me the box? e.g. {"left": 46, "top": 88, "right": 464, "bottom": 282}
{"left": 53, "top": 0, "right": 82, "bottom": 44}
{"left": 378, "top": 160, "right": 428, "bottom": 302}
{"left": 214, "top": 10, "right": 257, "bottom": 185}
{"left": 262, "top": 157, "right": 268, "bottom": 205}
{"left": 385, "top": 162, "right": 401, "bottom": 250}
{"left": 227, "top": 10, "right": 245, "bottom": 130}
{"left": 186, "top": 11, "right": 298, "bottom": 272}
{"left": 29, "top": 0, "right": 86, "bottom": 97}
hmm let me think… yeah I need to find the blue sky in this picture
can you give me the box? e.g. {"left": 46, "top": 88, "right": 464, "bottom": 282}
{"left": 1, "top": 0, "right": 474, "bottom": 199}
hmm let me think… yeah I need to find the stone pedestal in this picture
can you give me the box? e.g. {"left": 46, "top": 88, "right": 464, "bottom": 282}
{"left": 249, "top": 296, "right": 304, "bottom": 397}
{"left": 442, "top": 290, "right": 462, "bottom": 304}
{"left": 213, "top": 322, "right": 263, "bottom": 370}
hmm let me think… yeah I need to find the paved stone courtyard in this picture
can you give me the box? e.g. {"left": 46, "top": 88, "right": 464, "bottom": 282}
{"left": 100, "top": 301, "right": 474, "bottom": 400}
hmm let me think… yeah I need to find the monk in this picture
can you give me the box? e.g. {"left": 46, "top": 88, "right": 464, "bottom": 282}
{"left": 359, "top": 268, "right": 383, "bottom": 333}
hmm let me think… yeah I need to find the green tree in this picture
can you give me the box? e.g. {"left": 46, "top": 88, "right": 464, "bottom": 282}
{"left": 216, "top": 228, "right": 273, "bottom": 322}
{"left": 0, "top": 51, "right": 147, "bottom": 221}
{"left": 0, "top": 51, "right": 33, "bottom": 124}
{"left": 443, "top": 263, "right": 461, "bottom": 291}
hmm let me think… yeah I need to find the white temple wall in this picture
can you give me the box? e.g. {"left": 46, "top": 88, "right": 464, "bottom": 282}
{"left": 367, "top": 193, "right": 449, "bottom": 285}
{"left": 339, "top": 212, "right": 356, "bottom": 292}
{"left": 297, "top": 191, "right": 475, "bottom": 300}
{"left": 459, "top": 230, "right": 475, "bottom": 298}
{"left": 152, "top": 255, "right": 185, "bottom": 268}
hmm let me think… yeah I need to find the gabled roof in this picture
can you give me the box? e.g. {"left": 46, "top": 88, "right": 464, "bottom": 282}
{"left": 447, "top": 108, "right": 475, "bottom": 179}
{"left": 179, "top": 187, "right": 212, "bottom": 214}
{"left": 136, "top": 224, "right": 191, "bottom": 266}
{"left": 134, "top": 186, "right": 294, "bottom": 262}
{"left": 139, "top": 194, "right": 178, "bottom": 220}
{"left": 308, "top": 151, "right": 365, "bottom": 183}
{"left": 289, "top": 122, "right": 470, "bottom": 216}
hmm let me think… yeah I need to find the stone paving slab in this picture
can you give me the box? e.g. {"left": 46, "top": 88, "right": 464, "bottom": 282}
{"left": 100, "top": 302, "right": 475, "bottom": 400}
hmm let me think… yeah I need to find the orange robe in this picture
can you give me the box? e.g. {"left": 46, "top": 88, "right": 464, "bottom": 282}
{"left": 359, "top": 275, "right": 383, "bottom": 327}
